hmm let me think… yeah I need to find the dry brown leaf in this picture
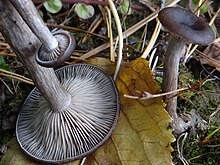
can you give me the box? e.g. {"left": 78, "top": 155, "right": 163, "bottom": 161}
{"left": 200, "top": 38, "right": 220, "bottom": 70}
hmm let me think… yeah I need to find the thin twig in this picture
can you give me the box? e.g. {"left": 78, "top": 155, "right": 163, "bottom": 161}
{"left": 0, "top": 73, "right": 34, "bottom": 85}
{"left": 188, "top": 151, "right": 220, "bottom": 161}
{"left": 195, "top": 49, "right": 220, "bottom": 69}
{"left": 105, "top": 6, "right": 115, "bottom": 62}
{"left": 80, "top": 157, "right": 87, "bottom": 165}
{"left": 0, "top": 69, "right": 33, "bottom": 82}
{"left": 0, "top": 78, "right": 13, "bottom": 94}
{"left": 124, "top": 87, "right": 188, "bottom": 100}
{"left": 47, "top": 23, "right": 108, "bottom": 40}
{"left": 194, "top": 0, "right": 209, "bottom": 14}
{"left": 141, "top": 19, "right": 161, "bottom": 58}
{"left": 0, "top": 52, "right": 16, "bottom": 57}
{"left": 0, "top": 69, "right": 34, "bottom": 85}
{"left": 140, "top": 24, "right": 148, "bottom": 52}
{"left": 202, "top": 125, "right": 220, "bottom": 143}
{"left": 81, "top": 14, "right": 103, "bottom": 44}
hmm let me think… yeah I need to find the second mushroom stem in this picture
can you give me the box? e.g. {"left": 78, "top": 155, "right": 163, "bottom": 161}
{"left": 9, "top": 0, "right": 58, "bottom": 52}
{"left": 163, "top": 34, "right": 187, "bottom": 133}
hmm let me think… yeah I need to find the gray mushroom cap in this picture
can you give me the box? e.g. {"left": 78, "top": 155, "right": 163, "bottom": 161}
{"left": 16, "top": 64, "right": 120, "bottom": 164}
{"left": 36, "top": 30, "right": 76, "bottom": 68}
{"left": 158, "top": 7, "right": 215, "bottom": 45}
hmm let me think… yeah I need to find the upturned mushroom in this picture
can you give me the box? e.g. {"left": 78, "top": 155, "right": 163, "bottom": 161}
{"left": 0, "top": 0, "right": 120, "bottom": 164}
{"left": 9, "top": 0, "right": 76, "bottom": 68}
{"left": 16, "top": 64, "right": 120, "bottom": 164}
{"left": 158, "top": 7, "right": 215, "bottom": 133}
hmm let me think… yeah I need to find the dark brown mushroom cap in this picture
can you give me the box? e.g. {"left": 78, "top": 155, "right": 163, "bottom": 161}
{"left": 36, "top": 30, "right": 76, "bottom": 68}
{"left": 158, "top": 7, "right": 215, "bottom": 45}
{"left": 16, "top": 64, "right": 120, "bottom": 164}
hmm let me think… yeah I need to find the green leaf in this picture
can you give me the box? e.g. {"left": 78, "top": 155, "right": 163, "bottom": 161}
{"left": 0, "top": 56, "right": 4, "bottom": 64}
{"left": 0, "top": 56, "right": 10, "bottom": 71}
{"left": 43, "top": 0, "right": 62, "bottom": 14}
{"left": 75, "top": 3, "right": 94, "bottom": 19}
{"left": 38, "top": 10, "right": 44, "bottom": 18}
{"left": 118, "top": 0, "right": 132, "bottom": 15}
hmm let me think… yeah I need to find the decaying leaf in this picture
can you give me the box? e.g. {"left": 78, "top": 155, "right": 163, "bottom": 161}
{"left": 0, "top": 58, "right": 174, "bottom": 165}
{"left": 85, "top": 57, "right": 175, "bottom": 165}
{"left": 200, "top": 38, "right": 220, "bottom": 71}
{"left": 0, "top": 138, "right": 81, "bottom": 165}
{"left": 0, "top": 138, "right": 37, "bottom": 165}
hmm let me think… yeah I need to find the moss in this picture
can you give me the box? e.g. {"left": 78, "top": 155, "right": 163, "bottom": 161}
{"left": 0, "top": 131, "right": 12, "bottom": 144}
{"left": 171, "top": 64, "right": 220, "bottom": 164}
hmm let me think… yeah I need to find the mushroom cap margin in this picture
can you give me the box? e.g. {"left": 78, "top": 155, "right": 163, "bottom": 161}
{"left": 158, "top": 7, "right": 215, "bottom": 45}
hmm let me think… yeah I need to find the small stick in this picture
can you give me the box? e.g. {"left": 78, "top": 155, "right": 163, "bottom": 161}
{"left": 0, "top": 73, "right": 34, "bottom": 85}
{"left": 0, "top": 68, "right": 33, "bottom": 82}
{"left": 194, "top": 0, "right": 209, "bottom": 14}
{"left": 105, "top": 6, "right": 115, "bottom": 62}
{"left": 141, "top": 20, "right": 161, "bottom": 59}
{"left": 124, "top": 87, "right": 188, "bottom": 100}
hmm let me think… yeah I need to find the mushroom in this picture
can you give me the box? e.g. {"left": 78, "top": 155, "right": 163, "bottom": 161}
{"left": 9, "top": 0, "right": 76, "bottom": 68}
{"left": 158, "top": 7, "right": 215, "bottom": 133}
{"left": 36, "top": 29, "right": 76, "bottom": 67}
{"left": 16, "top": 64, "right": 120, "bottom": 163}
{"left": 0, "top": 1, "right": 120, "bottom": 164}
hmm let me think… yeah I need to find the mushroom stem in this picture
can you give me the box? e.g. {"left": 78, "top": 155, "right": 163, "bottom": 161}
{"left": 9, "top": 0, "right": 58, "bottom": 52}
{"left": 162, "top": 34, "right": 187, "bottom": 133}
{"left": 0, "top": 0, "right": 71, "bottom": 113}
{"left": 159, "top": 7, "right": 215, "bottom": 134}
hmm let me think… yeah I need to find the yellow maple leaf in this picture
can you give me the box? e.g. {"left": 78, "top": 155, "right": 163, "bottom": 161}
{"left": 85, "top": 57, "right": 175, "bottom": 165}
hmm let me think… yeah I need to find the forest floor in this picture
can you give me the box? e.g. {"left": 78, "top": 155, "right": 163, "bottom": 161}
{"left": 0, "top": 0, "right": 220, "bottom": 164}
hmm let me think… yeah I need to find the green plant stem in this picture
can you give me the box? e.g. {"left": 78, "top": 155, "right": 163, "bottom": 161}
{"left": 203, "top": 125, "right": 220, "bottom": 142}
{"left": 188, "top": 151, "right": 220, "bottom": 161}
